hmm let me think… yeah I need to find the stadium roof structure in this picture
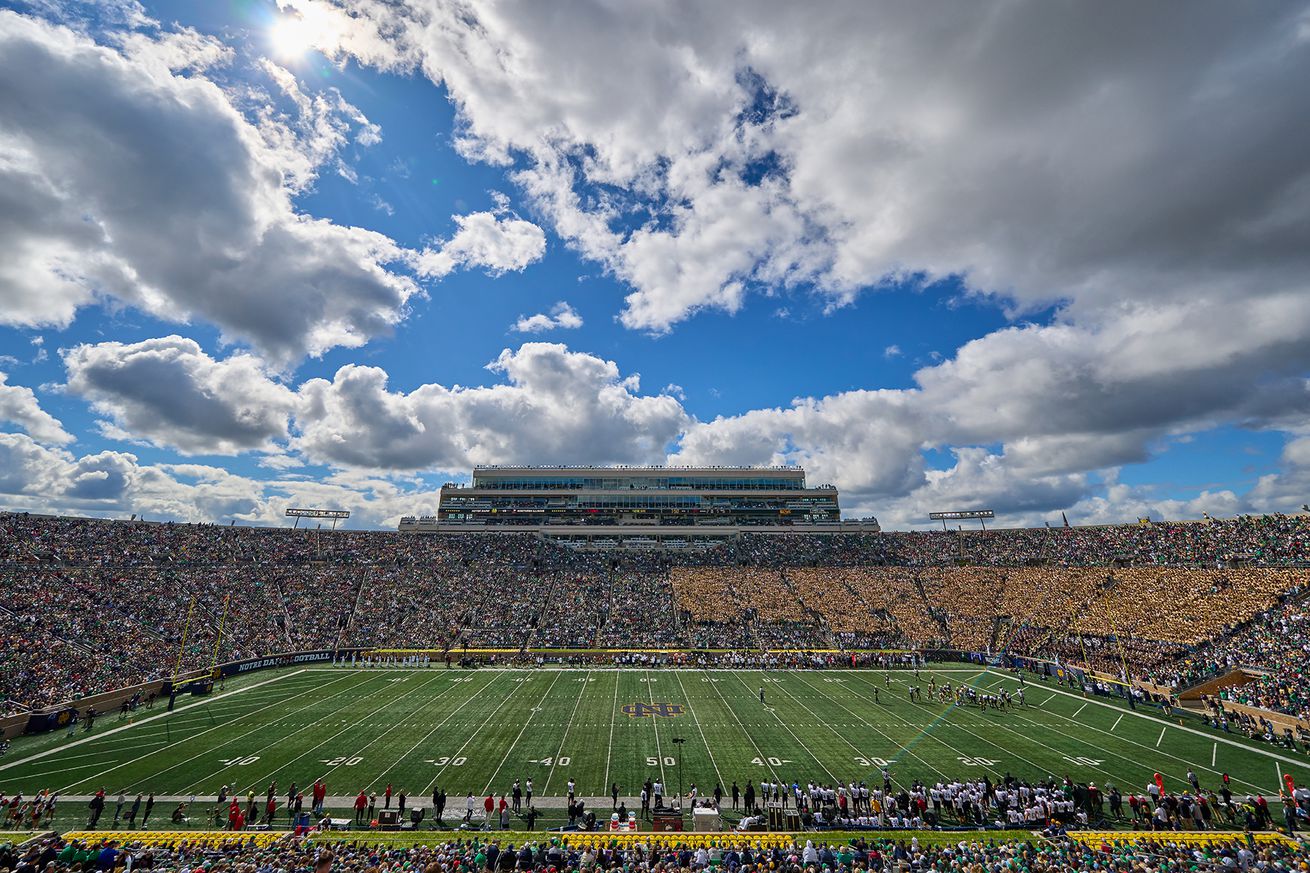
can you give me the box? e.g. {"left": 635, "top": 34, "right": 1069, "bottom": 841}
{"left": 408, "top": 464, "right": 868, "bottom": 547}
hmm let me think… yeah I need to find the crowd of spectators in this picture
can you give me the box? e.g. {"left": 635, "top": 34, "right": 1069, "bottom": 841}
{"left": 596, "top": 572, "right": 681, "bottom": 648}
{"left": 1171, "top": 596, "right": 1310, "bottom": 722}
{"left": 7, "top": 830, "right": 1310, "bottom": 873}
{"left": 2, "top": 511, "right": 1308, "bottom": 718}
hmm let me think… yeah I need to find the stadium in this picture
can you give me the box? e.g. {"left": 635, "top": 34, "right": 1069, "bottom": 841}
{"left": 2, "top": 470, "right": 1308, "bottom": 854}
{"left": 5, "top": 0, "right": 1310, "bottom": 869}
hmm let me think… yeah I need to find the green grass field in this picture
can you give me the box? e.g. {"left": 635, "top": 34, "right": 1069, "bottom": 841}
{"left": 3, "top": 665, "right": 1306, "bottom": 822}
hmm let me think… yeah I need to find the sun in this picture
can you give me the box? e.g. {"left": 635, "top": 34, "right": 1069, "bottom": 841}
{"left": 267, "top": 5, "right": 344, "bottom": 61}
{"left": 269, "top": 15, "right": 314, "bottom": 60}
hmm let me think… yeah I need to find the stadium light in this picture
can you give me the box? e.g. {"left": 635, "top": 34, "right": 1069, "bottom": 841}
{"left": 285, "top": 507, "right": 351, "bottom": 530}
{"left": 928, "top": 509, "right": 994, "bottom": 532}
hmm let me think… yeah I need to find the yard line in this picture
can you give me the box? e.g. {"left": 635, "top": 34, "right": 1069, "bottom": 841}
{"left": 730, "top": 671, "right": 837, "bottom": 783}
{"left": 699, "top": 671, "right": 780, "bottom": 785}
{"left": 1072, "top": 702, "right": 1088, "bottom": 720}
{"left": 23, "top": 762, "right": 121, "bottom": 778}
{"left": 1212, "top": 742, "right": 1217, "bottom": 767}
{"left": 1155, "top": 726, "right": 1166, "bottom": 747}
{"left": 483, "top": 670, "right": 564, "bottom": 795}
{"left": 760, "top": 673, "right": 880, "bottom": 779}
{"left": 1036, "top": 693, "right": 1054, "bottom": 707}
{"left": 51, "top": 670, "right": 366, "bottom": 793}
{"left": 971, "top": 673, "right": 1273, "bottom": 794}
{"left": 379, "top": 672, "right": 501, "bottom": 795}
{"left": 644, "top": 670, "right": 668, "bottom": 787}
{"left": 843, "top": 673, "right": 1057, "bottom": 782}
{"left": 17, "top": 742, "right": 164, "bottom": 764}
{"left": 0, "top": 669, "right": 313, "bottom": 774}
{"left": 178, "top": 671, "right": 405, "bottom": 795}
{"left": 1111, "top": 714, "right": 1123, "bottom": 733}
{"left": 544, "top": 669, "right": 590, "bottom": 794}
{"left": 983, "top": 668, "right": 1310, "bottom": 771}
{"left": 673, "top": 671, "right": 723, "bottom": 789}
{"left": 307, "top": 669, "right": 451, "bottom": 787}
{"left": 181, "top": 671, "right": 410, "bottom": 795}
{"left": 601, "top": 670, "right": 620, "bottom": 793}
{"left": 422, "top": 672, "right": 525, "bottom": 794}
{"left": 938, "top": 686, "right": 1157, "bottom": 792}
{"left": 790, "top": 672, "right": 945, "bottom": 783}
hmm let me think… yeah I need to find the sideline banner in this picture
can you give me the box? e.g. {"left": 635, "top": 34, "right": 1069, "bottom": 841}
{"left": 217, "top": 649, "right": 354, "bottom": 677}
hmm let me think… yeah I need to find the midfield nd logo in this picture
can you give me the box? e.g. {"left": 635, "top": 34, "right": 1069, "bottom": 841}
{"left": 621, "top": 702, "right": 685, "bottom": 719}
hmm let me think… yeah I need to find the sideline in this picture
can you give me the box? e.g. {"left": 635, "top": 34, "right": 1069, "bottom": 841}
{"left": 0, "top": 670, "right": 310, "bottom": 774}
{"left": 981, "top": 668, "right": 1310, "bottom": 771}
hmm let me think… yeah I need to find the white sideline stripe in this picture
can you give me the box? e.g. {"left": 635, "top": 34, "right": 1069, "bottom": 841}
{"left": 0, "top": 670, "right": 308, "bottom": 774}
{"left": 544, "top": 669, "right": 590, "bottom": 794}
{"left": 21, "top": 762, "right": 120, "bottom": 778}
{"left": 1111, "top": 715, "right": 1123, "bottom": 733}
{"left": 972, "top": 672, "right": 1273, "bottom": 794}
{"left": 483, "top": 671, "right": 564, "bottom": 795}
{"left": 985, "top": 668, "right": 1310, "bottom": 770}
{"left": 1072, "top": 702, "right": 1088, "bottom": 720}
{"left": 67, "top": 671, "right": 369, "bottom": 794}
{"left": 166, "top": 668, "right": 385, "bottom": 791}
{"left": 969, "top": 675, "right": 1241, "bottom": 793}
{"left": 15, "top": 742, "right": 164, "bottom": 764}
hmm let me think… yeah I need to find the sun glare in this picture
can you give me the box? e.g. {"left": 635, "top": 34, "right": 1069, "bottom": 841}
{"left": 269, "top": 15, "right": 313, "bottom": 59}
{"left": 267, "top": 6, "right": 343, "bottom": 61}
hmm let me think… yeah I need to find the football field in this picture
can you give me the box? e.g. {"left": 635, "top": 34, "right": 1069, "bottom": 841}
{"left": 3, "top": 665, "right": 1306, "bottom": 811}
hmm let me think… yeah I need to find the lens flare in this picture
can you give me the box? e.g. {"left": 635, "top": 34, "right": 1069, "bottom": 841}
{"left": 267, "top": 6, "right": 344, "bottom": 61}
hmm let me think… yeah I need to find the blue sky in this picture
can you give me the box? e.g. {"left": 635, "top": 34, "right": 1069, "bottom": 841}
{"left": 0, "top": 0, "right": 1307, "bottom": 529}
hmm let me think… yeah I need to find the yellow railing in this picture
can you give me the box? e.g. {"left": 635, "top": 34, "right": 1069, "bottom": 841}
{"left": 57, "top": 830, "right": 289, "bottom": 848}
{"left": 1068, "top": 831, "right": 1302, "bottom": 849}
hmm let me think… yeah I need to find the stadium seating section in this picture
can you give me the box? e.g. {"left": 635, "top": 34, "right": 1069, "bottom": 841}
{"left": 1, "top": 512, "right": 1307, "bottom": 721}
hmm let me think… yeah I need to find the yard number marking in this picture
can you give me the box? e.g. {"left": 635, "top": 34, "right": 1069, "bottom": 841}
{"left": 321, "top": 756, "right": 362, "bottom": 766}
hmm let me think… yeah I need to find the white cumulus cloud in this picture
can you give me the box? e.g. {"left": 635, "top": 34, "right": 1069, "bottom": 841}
{"left": 414, "top": 210, "right": 546, "bottom": 280}
{"left": 0, "top": 371, "right": 73, "bottom": 445}
{"left": 62, "top": 337, "right": 298, "bottom": 455}
{"left": 512, "top": 302, "right": 584, "bottom": 334}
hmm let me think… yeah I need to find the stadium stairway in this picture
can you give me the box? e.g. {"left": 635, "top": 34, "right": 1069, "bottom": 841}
{"left": 1175, "top": 667, "right": 1264, "bottom": 703}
